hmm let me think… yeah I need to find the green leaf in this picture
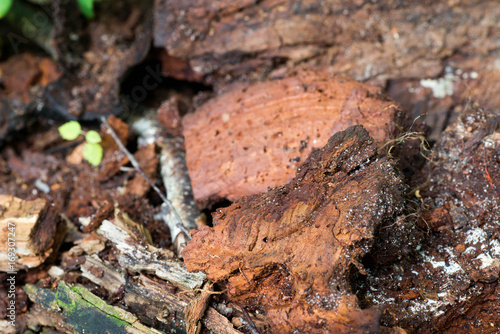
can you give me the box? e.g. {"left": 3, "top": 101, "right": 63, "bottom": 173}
{"left": 0, "top": 0, "right": 12, "bottom": 19}
{"left": 85, "top": 130, "right": 102, "bottom": 144}
{"left": 83, "top": 143, "right": 103, "bottom": 166}
{"left": 77, "top": 0, "right": 94, "bottom": 19}
{"left": 58, "top": 121, "right": 82, "bottom": 141}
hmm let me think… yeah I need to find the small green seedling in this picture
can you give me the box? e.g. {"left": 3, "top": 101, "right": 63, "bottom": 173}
{"left": 0, "top": 0, "right": 95, "bottom": 20}
{"left": 58, "top": 121, "right": 103, "bottom": 166}
{"left": 77, "top": 0, "right": 96, "bottom": 19}
{"left": 0, "top": 0, "right": 12, "bottom": 19}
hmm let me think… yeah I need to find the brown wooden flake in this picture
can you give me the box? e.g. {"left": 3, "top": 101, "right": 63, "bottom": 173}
{"left": 183, "top": 70, "right": 404, "bottom": 205}
{"left": 182, "top": 125, "right": 405, "bottom": 333}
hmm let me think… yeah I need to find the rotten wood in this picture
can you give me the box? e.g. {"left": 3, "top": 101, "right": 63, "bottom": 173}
{"left": 0, "top": 195, "right": 55, "bottom": 271}
{"left": 182, "top": 125, "right": 405, "bottom": 333}
{"left": 24, "top": 281, "right": 163, "bottom": 334}
{"left": 183, "top": 69, "right": 405, "bottom": 205}
{"left": 80, "top": 213, "right": 205, "bottom": 291}
{"left": 155, "top": 0, "right": 500, "bottom": 144}
{"left": 154, "top": 0, "right": 497, "bottom": 87}
{"left": 125, "top": 275, "right": 243, "bottom": 334}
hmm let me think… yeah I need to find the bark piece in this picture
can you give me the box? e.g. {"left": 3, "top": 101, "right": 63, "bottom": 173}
{"left": 25, "top": 281, "right": 163, "bottom": 334}
{"left": 0, "top": 54, "right": 60, "bottom": 146}
{"left": 125, "top": 275, "right": 242, "bottom": 334}
{"left": 83, "top": 215, "right": 205, "bottom": 290}
{"left": 182, "top": 126, "right": 405, "bottom": 333}
{"left": 183, "top": 70, "right": 404, "bottom": 204}
{"left": 154, "top": 1, "right": 496, "bottom": 85}
{"left": 0, "top": 195, "right": 54, "bottom": 271}
{"left": 42, "top": 1, "right": 153, "bottom": 120}
{"left": 185, "top": 282, "right": 214, "bottom": 334}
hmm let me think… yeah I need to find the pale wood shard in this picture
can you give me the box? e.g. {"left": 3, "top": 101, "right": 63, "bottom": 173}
{"left": 93, "top": 219, "right": 205, "bottom": 290}
{"left": 0, "top": 195, "right": 53, "bottom": 271}
{"left": 81, "top": 254, "right": 126, "bottom": 294}
{"left": 182, "top": 69, "right": 405, "bottom": 204}
{"left": 182, "top": 125, "right": 405, "bottom": 333}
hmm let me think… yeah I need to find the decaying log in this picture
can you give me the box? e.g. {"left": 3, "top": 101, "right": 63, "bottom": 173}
{"left": 183, "top": 69, "right": 405, "bottom": 205}
{"left": 363, "top": 106, "right": 500, "bottom": 332}
{"left": 0, "top": 195, "right": 59, "bottom": 271}
{"left": 154, "top": 1, "right": 497, "bottom": 86}
{"left": 182, "top": 125, "right": 405, "bottom": 333}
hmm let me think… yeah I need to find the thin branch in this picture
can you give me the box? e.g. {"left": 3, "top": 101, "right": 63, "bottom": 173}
{"left": 100, "top": 116, "right": 189, "bottom": 240}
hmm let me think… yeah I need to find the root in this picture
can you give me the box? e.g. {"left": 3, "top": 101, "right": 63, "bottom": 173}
{"left": 379, "top": 131, "right": 433, "bottom": 162}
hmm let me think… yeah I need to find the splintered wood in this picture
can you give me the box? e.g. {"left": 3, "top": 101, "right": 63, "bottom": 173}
{"left": 0, "top": 195, "right": 54, "bottom": 271}
{"left": 183, "top": 70, "right": 404, "bottom": 205}
{"left": 182, "top": 126, "right": 405, "bottom": 333}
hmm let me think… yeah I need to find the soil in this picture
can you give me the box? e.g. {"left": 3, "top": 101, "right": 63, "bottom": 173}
{"left": 0, "top": 1, "right": 499, "bottom": 334}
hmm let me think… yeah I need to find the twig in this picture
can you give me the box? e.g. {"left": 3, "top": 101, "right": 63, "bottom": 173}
{"left": 101, "top": 116, "right": 167, "bottom": 202}
{"left": 129, "top": 109, "right": 204, "bottom": 255}
{"left": 100, "top": 116, "right": 189, "bottom": 242}
{"left": 233, "top": 302, "right": 260, "bottom": 334}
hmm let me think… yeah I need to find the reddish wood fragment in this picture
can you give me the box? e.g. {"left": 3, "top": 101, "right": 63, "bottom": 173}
{"left": 0, "top": 54, "right": 60, "bottom": 103}
{"left": 82, "top": 201, "right": 114, "bottom": 233}
{"left": 182, "top": 126, "right": 404, "bottom": 333}
{"left": 183, "top": 69, "right": 405, "bottom": 204}
{"left": 159, "top": 51, "right": 203, "bottom": 83}
{"left": 157, "top": 97, "right": 184, "bottom": 137}
{"left": 185, "top": 282, "right": 214, "bottom": 334}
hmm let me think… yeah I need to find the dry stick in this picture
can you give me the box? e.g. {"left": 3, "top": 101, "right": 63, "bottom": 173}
{"left": 130, "top": 111, "right": 204, "bottom": 256}
{"left": 100, "top": 116, "right": 190, "bottom": 239}
{"left": 233, "top": 302, "right": 260, "bottom": 334}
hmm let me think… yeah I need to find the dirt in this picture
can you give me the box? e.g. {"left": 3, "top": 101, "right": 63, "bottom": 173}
{"left": 359, "top": 107, "right": 500, "bottom": 333}
{"left": 0, "top": 1, "right": 499, "bottom": 334}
